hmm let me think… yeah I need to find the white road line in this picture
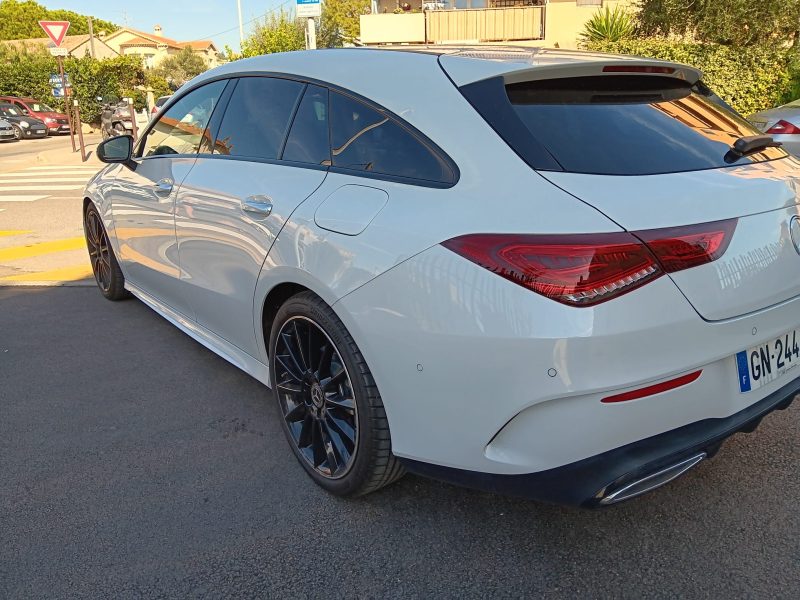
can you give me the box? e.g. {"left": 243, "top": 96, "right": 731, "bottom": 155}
{"left": 0, "top": 185, "right": 82, "bottom": 191}
{"left": 0, "top": 172, "right": 93, "bottom": 178}
{"left": 0, "top": 195, "right": 50, "bottom": 202}
{"left": 0, "top": 177, "right": 90, "bottom": 183}
{"left": 23, "top": 166, "right": 100, "bottom": 171}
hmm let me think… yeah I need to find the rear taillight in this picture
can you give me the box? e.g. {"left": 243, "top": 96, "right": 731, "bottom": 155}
{"left": 766, "top": 119, "right": 800, "bottom": 135}
{"left": 634, "top": 219, "right": 737, "bottom": 273}
{"left": 441, "top": 220, "right": 737, "bottom": 307}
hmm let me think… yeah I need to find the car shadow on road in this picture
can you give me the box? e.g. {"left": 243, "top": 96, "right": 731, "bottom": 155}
{"left": 1, "top": 286, "right": 798, "bottom": 597}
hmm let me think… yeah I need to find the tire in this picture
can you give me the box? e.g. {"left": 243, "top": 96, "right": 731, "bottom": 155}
{"left": 269, "top": 292, "right": 404, "bottom": 497}
{"left": 83, "top": 203, "right": 130, "bottom": 301}
{"left": 12, "top": 125, "right": 22, "bottom": 140}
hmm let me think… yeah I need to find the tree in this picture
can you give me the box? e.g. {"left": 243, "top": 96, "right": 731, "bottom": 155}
{"left": 240, "top": 9, "right": 305, "bottom": 57}
{"left": 319, "top": 0, "right": 371, "bottom": 47}
{"left": 0, "top": 0, "right": 117, "bottom": 40}
{"left": 635, "top": 0, "right": 800, "bottom": 47}
{"left": 153, "top": 47, "right": 208, "bottom": 88}
{"left": 580, "top": 6, "right": 634, "bottom": 45}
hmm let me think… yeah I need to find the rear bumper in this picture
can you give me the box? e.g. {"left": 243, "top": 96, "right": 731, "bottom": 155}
{"left": 401, "top": 373, "right": 800, "bottom": 507}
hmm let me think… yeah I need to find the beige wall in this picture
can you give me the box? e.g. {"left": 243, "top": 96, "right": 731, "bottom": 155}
{"left": 360, "top": 0, "right": 635, "bottom": 48}
{"left": 543, "top": 0, "right": 634, "bottom": 49}
{"left": 360, "top": 14, "right": 426, "bottom": 44}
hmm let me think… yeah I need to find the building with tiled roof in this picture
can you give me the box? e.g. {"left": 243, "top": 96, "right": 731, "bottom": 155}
{"left": 2, "top": 34, "right": 119, "bottom": 59}
{"left": 102, "top": 25, "right": 220, "bottom": 69}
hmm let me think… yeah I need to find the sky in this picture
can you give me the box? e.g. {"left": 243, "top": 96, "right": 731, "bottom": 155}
{"left": 40, "top": 0, "right": 293, "bottom": 51}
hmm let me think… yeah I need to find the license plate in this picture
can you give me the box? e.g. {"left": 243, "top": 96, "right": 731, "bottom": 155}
{"left": 736, "top": 328, "right": 800, "bottom": 392}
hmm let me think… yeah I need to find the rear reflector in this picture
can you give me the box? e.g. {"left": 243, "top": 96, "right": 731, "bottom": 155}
{"left": 766, "top": 119, "right": 800, "bottom": 135}
{"left": 602, "top": 65, "right": 676, "bottom": 74}
{"left": 601, "top": 370, "right": 702, "bottom": 403}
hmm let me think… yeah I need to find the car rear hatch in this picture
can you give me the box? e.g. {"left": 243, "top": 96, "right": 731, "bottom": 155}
{"left": 446, "top": 53, "right": 799, "bottom": 321}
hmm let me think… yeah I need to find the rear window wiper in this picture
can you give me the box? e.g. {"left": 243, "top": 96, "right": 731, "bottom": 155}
{"left": 725, "top": 135, "right": 782, "bottom": 163}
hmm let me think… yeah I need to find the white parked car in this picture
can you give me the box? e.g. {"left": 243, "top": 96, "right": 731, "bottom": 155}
{"left": 84, "top": 48, "right": 799, "bottom": 506}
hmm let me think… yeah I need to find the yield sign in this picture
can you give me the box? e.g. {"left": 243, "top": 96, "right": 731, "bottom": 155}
{"left": 38, "top": 20, "right": 70, "bottom": 47}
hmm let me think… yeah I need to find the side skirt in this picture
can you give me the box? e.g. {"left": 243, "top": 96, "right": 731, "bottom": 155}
{"left": 125, "top": 281, "right": 271, "bottom": 387}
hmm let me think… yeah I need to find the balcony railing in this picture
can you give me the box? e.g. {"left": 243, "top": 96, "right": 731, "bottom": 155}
{"left": 359, "top": 6, "right": 545, "bottom": 45}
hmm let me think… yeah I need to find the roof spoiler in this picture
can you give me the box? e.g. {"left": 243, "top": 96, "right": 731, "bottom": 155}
{"left": 439, "top": 49, "right": 703, "bottom": 87}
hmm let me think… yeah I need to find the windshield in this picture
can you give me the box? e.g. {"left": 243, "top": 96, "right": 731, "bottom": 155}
{"left": 30, "top": 102, "right": 55, "bottom": 112}
{"left": 0, "top": 106, "right": 19, "bottom": 116}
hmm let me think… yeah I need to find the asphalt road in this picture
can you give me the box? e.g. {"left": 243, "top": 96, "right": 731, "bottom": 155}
{"left": 2, "top": 287, "right": 799, "bottom": 598}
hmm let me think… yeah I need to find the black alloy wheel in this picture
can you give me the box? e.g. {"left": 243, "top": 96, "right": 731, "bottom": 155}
{"left": 83, "top": 204, "right": 129, "bottom": 301}
{"left": 269, "top": 292, "right": 404, "bottom": 497}
{"left": 274, "top": 316, "right": 358, "bottom": 479}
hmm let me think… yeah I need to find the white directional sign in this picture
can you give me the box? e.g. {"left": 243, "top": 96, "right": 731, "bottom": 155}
{"left": 296, "top": 0, "right": 321, "bottom": 18}
{"left": 48, "top": 47, "right": 68, "bottom": 57}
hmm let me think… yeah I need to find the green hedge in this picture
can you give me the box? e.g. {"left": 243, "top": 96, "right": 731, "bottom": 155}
{"left": 0, "top": 46, "right": 145, "bottom": 122}
{"left": 587, "top": 39, "right": 794, "bottom": 116}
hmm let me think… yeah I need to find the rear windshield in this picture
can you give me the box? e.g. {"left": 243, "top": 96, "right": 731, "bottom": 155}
{"left": 466, "top": 75, "right": 787, "bottom": 176}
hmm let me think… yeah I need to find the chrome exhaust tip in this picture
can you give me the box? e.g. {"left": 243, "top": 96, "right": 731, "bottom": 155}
{"left": 599, "top": 452, "right": 707, "bottom": 506}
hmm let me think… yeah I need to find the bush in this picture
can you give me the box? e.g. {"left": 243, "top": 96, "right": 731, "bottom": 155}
{"left": 580, "top": 6, "right": 634, "bottom": 45}
{"left": 588, "top": 39, "right": 793, "bottom": 115}
{"left": 0, "top": 45, "right": 145, "bottom": 122}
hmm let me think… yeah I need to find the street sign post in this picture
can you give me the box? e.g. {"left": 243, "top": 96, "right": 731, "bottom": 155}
{"left": 39, "top": 20, "right": 76, "bottom": 151}
{"left": 296, "top": 0, "right": 320, "bottom": 50}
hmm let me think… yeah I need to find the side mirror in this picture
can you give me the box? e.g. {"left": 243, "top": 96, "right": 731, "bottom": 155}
{"left": 97, "top": 135, "right": 134, "bottom": 165}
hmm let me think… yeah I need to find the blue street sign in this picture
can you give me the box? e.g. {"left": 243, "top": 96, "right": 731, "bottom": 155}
{"left": 49, "top": 73, "right": 71, "bottom": 87}
{"left": 296, "top": 0, "right": 321, "bottom": 17}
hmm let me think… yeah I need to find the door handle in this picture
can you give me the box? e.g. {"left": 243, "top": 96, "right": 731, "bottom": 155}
{"left": 153, "top": 178, "right": 174, "bottom": 196}
{"left": 242, "top": 195, "right": 273, "bottom": 217}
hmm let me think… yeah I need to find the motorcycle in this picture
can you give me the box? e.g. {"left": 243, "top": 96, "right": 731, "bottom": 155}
{"left": 98, "top": 96, "right": 135, "bottom": 140}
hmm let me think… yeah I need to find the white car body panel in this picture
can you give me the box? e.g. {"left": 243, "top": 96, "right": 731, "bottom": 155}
{"left": 336, "top": 243, "right": 800, "bottom": 473}
{"left": 176, "top": 157, "right": 327, "bottom": 357}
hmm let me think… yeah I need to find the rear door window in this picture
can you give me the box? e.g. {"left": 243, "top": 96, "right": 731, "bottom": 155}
{"left": 329, "top": 91, "right": 455, "bottom": 184}
{"left": 214, "top": 76, "right": 304, "bottom": 160}
{"left": 282, "top": 84, "right": 330, "bottom": 166}
{"left": 469, "top": 75, "right": 787, "bottom": 176}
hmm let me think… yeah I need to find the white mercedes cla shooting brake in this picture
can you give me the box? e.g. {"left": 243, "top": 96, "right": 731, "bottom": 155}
{"left": 84, "top": 48, "right": 799, "bottom": 507}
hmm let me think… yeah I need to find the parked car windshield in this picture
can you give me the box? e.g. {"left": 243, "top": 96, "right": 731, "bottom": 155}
{"left": 505, "top": 76, "right": 787, "bottom": 175}
{"left": 29, "top": 102, "right": 55, "bottom": 112}
{"left": 0, "top": 105, "right": 20, "bottom": 117}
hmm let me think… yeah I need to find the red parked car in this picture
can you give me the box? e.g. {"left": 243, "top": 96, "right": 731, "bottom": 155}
{"left": 0, "top": 96, "right": 70, "bottom": 135}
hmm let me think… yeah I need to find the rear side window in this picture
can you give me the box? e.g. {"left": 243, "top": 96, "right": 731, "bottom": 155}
{"left": 282, "top": 84, "right": 330, "bottom": 166}
{"left": 214, "top": 76, "right": 304, "bottom": 160}
{"left": 329, "top": 91, "right": 454, "bottom": 184}
{"left": 464, "top": 75, "right": 787, "bottom": 176}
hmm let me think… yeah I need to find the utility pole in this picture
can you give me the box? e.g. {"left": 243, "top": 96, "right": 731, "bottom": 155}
{"left": 307, "top": 17, "right": 316, "bottom": 50}
{"left": 237, "top": 0, "right": 244, "bottom": 49}
{"left": 87, "top": 16, "right": 96, "bottom": 58}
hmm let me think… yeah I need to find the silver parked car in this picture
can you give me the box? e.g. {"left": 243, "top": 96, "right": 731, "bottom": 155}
{"left": 0, "top": 117, "right": 16, "bottom": 142}
{"left": 749, "top": 99, "right": 800, "bottom": 156}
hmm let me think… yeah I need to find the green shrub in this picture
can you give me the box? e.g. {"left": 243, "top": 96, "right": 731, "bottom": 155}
{"left": 588, "top": 39, "right": 793, "bottom": 115}
{"left": 580, "top": 6, "right": 634, "bottom": 45}
{"left": 0, "top": 45, "right": 144, "bottom": 122}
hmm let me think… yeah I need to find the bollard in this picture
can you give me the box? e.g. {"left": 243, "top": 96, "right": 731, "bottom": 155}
{"left": 127, "top": 97, "right": 139, "bottom": 142}
{"left": 73, "top": 99, "right": 86, "bottom": 162}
